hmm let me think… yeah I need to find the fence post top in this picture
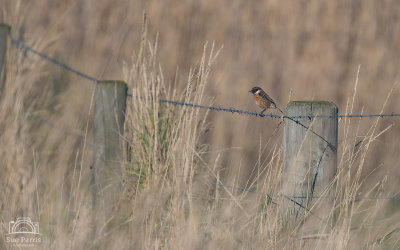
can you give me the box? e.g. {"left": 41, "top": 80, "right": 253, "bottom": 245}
{"left": 286, "top": 101, "right": 337, "bottom": 109}
{"left": 97, "top": 80, "right": 127, "bottom": 86}
{"left": 0, "top": 23, "right": 11, "bottom": 33}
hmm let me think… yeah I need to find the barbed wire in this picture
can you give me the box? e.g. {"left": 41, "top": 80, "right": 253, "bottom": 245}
{"left": 7, "top": 36, "right": 400, "bottom": 202}
{"left": 10, "top": 37, "right": 98, "bottom": 83}
{"left": 205, "top": 179, "right": 400, "bottom": 200}
{"left": 160, "top": 99, "right": 400, "bottom": 119}
{"left": 10, "top": 37, "right": 400, "bottom": 119}
{"left": 160, "top": 99, "right": 282, "bottom": 118}
{"left": 160, "top": 99, "right": 340, "bottom": 150}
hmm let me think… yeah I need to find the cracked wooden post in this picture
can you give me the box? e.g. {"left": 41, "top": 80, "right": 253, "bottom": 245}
{"left": 282, "top": 101, "right": 338, "bottom": 227}
{"left": 0, "top": 23, "right": 11, "bottom": 92}
{"left": 93, "top": 80, "right": 127, "bottom": 236}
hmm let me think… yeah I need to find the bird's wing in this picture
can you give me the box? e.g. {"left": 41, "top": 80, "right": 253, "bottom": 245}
{"left": 260, "top": 91, "right": 276, "bottom": 105}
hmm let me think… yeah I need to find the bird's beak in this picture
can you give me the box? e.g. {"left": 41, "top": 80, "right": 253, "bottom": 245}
{"left": 248, "top": 90, "right": 252, "bottom": 93}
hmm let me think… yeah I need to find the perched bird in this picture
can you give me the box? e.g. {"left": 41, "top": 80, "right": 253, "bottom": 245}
{"left": 249, "top": 86, "right": 283, "bottom": 114}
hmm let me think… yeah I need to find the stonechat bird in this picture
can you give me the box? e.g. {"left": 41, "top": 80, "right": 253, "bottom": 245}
{"left": 249, "top": 86, "right": 283, "bottom": 114}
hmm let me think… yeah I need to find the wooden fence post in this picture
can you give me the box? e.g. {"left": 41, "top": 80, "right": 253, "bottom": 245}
{"left": 0, "top": 23, "right": 10, "bottom": 92}
{"left": 282, "top": 101, "right": 338, "bottom": 227}
{"left": 93, "top": 80, "right": 127, "bottom": 234}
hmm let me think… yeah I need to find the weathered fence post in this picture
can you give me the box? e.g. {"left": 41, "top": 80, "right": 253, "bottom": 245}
{"left": 0, "top": 23, "right": 10, "bottom": 92}
{"left": 282, "top": 101, "right": 338, "bottom": 227}
{"left": 93, "top": 80, "right": 127, "bottom": 235}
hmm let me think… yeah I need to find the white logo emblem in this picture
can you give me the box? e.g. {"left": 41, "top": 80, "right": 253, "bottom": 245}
{"left": 5, "top": 217, "right": 41, "bottom": 247}
{"left": 8, "top": 217, "right": 40, "bottom": 235}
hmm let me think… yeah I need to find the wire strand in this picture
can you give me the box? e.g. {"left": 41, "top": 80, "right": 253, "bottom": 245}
{"left": 160, "top": 99, "right": 400, "bottom": 119}
{"left": 8, "top": 37, "right": 400, "bottom": 201}
{"left": 10, "top": 37, "right": 98, "bottom": 83}
{"left": 205, "top": 179, "right": 400, "bottom": 200}
{"left": 10, "top": 38, "right": 400, "bottom": 119}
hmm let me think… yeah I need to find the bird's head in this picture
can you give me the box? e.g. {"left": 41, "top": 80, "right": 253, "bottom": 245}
{"left": 249, "top": 86, "right": 262, "bottom": 94}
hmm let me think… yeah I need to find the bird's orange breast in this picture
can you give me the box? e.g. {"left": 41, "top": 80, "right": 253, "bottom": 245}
{"left": 254, "top": 93, "right": 271, "bottom": 108}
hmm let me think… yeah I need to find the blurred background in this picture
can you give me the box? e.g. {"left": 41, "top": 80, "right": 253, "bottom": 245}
{"left": 2, "top": 0, "right": 400, "bottom": 196}
{"left": 1, "top": 0, "right": 400, "bottom": 247}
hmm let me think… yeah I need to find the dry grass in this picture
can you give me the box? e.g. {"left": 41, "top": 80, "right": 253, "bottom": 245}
{"left": 1, "top": 1, "right": 400, "bottom": 249}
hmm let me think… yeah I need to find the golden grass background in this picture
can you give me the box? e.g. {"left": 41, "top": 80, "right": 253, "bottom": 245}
{"left": 1, "top": 0, "right": 400, "bottom": 249}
